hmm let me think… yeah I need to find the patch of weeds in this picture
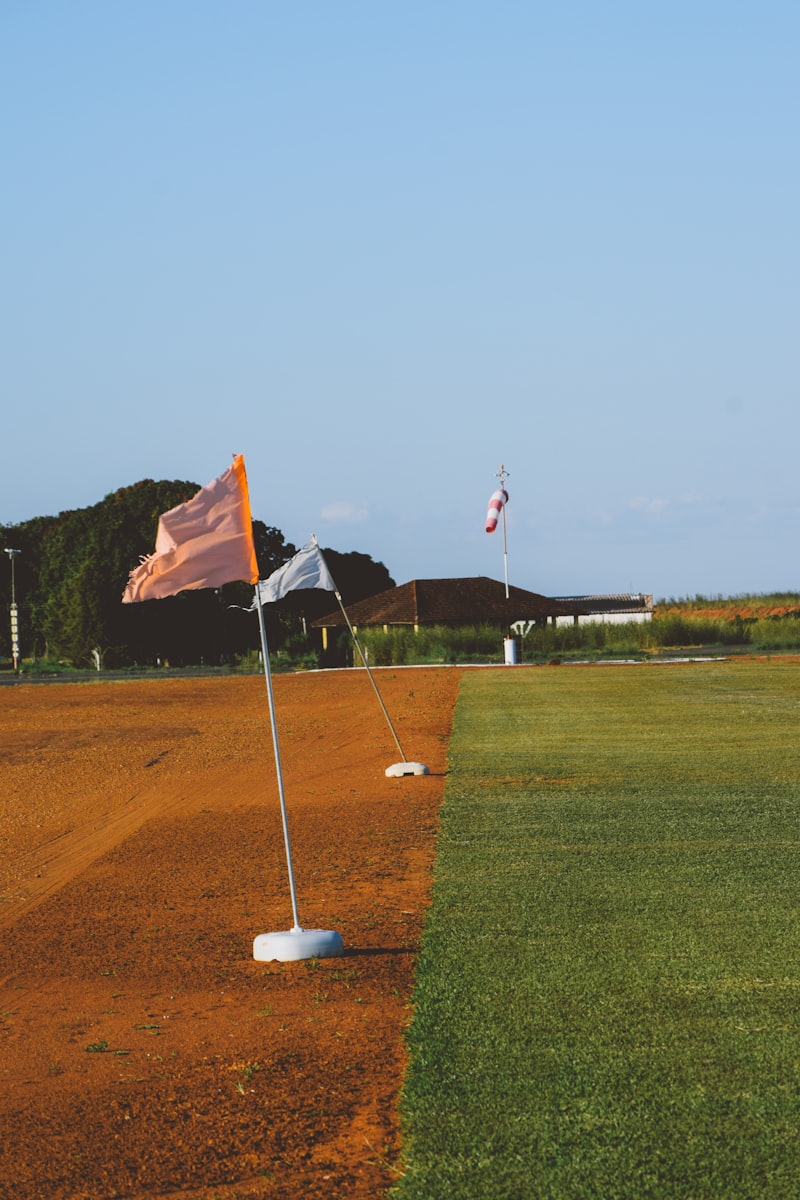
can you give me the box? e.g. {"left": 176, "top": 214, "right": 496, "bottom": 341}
{"left": 229, "top": 1059, "right": 264, "bottom": 1079}
{"left": 230, "top": 1060, "right": 264, "bottom": 1095}
{"left": 329, "top": 968, "right": 363, "bottom": 989}
{"left": 85, "top": 1039, "right": 110, "bottom": 1053}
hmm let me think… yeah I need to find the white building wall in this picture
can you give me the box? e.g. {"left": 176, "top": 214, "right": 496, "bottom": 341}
{"left": 551, "top": 594, "right": 653, "bottom": 628}
{"left": 554, "top": 610, "right": 652, "bottom": 627}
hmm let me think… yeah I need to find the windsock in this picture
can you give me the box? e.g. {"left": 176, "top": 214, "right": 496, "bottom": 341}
{"left": 485, "top": 488, "right": 508, "bottom": 533}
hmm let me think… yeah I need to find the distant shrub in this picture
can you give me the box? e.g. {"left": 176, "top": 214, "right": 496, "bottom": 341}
{"left": 317, "top": 606, "right": 800, "bottom": 668}
{"left": 358, "top": 624, "right": 504, "bottom": 666}
{"left": 749, "top": 617, "right": 800, "bottom": 651}
{"left": 647, "top": 615, "right": 746, "bottom": 647}
{"left": 20, "top": 658, "right": 78, "bottom": 676}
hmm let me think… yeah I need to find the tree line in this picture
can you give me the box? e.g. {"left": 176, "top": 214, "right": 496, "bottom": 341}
{"left": 0, "top": 478, "right": 393, "bottom": 669}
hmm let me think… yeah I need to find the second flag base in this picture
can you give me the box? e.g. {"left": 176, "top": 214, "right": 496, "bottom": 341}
{"left": 385, "top": 761, "right": 430, "bottom": 777}
{"left": 253, "top": 927, "right": 344, "bottom": 962}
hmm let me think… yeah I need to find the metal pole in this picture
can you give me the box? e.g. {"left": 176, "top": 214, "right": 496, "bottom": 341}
{"left": 502, "top": 495, "right": 509, "bottom": 597}
{"left": 496, "top": 465, "right": 511, "bottom": 638}
{"left": 497, "top": 464, "right": 510, "bottom": 599}
{"left": 502, "top": 501, "right": 511, "bottom": 638}
{"left": 254, "top": 583, "right": 302, "bottom": 931}
{"left": 332, "top": 589, "right": 408, "bottom": 762}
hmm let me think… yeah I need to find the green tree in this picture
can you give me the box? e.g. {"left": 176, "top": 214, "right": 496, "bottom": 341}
{"left": 2, "top": 483, "right": 394, "bottom": 668}
{"left": 2, "top": 484, "right": 306, "bottom": 666}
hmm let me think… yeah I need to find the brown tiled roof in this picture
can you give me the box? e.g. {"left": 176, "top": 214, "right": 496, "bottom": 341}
{"left": 311, "top": 577, "right": 587, "bottom": 628}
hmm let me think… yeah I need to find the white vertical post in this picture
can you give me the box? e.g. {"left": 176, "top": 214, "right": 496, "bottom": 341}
{"left": 4, "top": 549, "right": 21, "bottom": 673}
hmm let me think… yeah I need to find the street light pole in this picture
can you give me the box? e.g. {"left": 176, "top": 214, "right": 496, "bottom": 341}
{"left": 4, "top": 548, "right": 21, "bottom": 672}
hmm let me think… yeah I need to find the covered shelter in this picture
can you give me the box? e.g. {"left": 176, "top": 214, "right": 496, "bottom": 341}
{"left": 552, "top": 593, "right": 654, "bottom": 627}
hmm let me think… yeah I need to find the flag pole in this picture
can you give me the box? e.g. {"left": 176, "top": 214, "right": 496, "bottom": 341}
{"left": 253, "top": 584, "right": 302, "bottom": 931}
{"left": 311, "top": 537, "right": 429, "bottom": 778}
{"left": 252, "top": 583, "right": 344, "bottom": 961}
{"left": 333, "top": 589, "right": 406, "bottom": 761}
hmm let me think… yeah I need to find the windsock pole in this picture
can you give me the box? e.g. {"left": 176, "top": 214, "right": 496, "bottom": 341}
{"left": 498, "top": 463, "right": 510, "bottom": 603}
{"left": 485, "top": 466, "right": 510, "bottom": 611}
{"left": 487, "top": 464, "right": 516, "bottom": 662}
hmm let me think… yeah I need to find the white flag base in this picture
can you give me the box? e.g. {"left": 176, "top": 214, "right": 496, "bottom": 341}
{"left": 385, "top": 761, "right": 430, "bottom": 778}
{"left": 253, "top": 927, "right": 344, "bottom": 962}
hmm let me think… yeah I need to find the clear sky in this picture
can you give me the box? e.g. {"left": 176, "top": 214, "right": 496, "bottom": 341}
{"left": 2, "top": 2, "right": 798, "bottom": 601}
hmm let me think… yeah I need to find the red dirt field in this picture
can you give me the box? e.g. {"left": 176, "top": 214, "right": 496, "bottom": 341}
{"left": 0, "top": 667, "right": 463, "bottom": 1200}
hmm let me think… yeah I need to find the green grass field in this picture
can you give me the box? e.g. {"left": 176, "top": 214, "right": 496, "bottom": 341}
{"left": 393, "top": 659, "right": 800, "bottom": 1199}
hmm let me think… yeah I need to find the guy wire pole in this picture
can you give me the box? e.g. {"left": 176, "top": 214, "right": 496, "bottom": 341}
{"left": 253, "top": 582, "right": 302, "bottom": 931}
{"left": 332, "top": 589, "right": 408, "bottom": 762}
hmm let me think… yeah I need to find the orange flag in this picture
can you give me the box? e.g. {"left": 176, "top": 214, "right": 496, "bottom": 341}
{"left": 122, "top": 455, "right": 259, "bottom": 603}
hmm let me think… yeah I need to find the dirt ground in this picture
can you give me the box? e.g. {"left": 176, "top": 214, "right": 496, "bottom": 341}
{"left": 659, "top": 604, "right": 800, "bottom": 620}
{"left": 0, "top": 666, "right": 462, "bottom": 1200}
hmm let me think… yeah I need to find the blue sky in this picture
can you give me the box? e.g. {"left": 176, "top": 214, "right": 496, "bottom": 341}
{"left": 2, "top": 2, "right": 798, "bottom": 600}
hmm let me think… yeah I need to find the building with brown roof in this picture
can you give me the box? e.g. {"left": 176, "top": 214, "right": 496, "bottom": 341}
{"left": 311, "top": 577, "right": 587, "bottom": 649}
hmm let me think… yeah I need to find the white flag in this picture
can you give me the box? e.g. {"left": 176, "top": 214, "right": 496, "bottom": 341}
{"left": 253, "top": 539, "right": 335, "bottom": 606}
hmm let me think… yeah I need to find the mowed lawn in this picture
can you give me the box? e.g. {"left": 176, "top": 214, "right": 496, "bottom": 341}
{"left": 394, "top": 659, "right": 800, "bottom": 1199}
